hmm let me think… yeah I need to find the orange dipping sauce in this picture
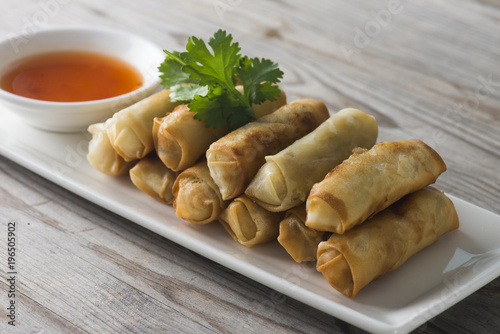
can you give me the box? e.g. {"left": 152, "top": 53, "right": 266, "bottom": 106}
{"left": 0, "top": 51, "right": 143, "bottom": 102}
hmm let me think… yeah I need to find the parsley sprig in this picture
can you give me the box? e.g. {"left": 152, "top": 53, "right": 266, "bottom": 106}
{"left": 158, "top": 29, "right": 283, "bottom": 129}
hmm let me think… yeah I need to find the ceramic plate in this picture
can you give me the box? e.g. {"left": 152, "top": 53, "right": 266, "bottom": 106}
{"left": 1, "top": 108, "right": 499, "bottom": 334}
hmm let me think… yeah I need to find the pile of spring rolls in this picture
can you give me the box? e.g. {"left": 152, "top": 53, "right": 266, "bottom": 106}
{"left": 87, "top": 88, "right": 459, "bottom": 298}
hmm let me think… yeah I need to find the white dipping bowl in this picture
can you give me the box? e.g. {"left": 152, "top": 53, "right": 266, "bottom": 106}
{"left": 0, "top": 26, "right": 165, "bottom": 132}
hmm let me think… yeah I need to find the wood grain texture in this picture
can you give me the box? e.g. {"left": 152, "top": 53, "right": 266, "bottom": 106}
{"left": 0, "top": 0, "right": 499, "bottom": 333}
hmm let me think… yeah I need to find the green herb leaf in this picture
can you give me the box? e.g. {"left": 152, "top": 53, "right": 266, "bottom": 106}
{"left": 188, "top": 85, "right": 252, "bottom": 129}
{"left": 237, "top": 56, "right": 283, "bottom": 103}
{"left": 158, "top": 52, "right": 192, "bottom": 87}
{"left": 158, "top": 29, "right": 283, "bottom": 129}
{"left": 169, "top": 84, "right": 209, "bottom": 102}
{"left": 182, "top": 30, "right": 241, "bottom": 89}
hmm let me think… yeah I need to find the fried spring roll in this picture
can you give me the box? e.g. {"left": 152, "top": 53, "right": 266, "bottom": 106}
{"left": 219, "top": 195, "right": 285, "bottom": 247}
{"left": 129, "top": 154, "right": 177, "bottom": 205}
{"left": 105, "top": 89, "right": 182, "bottom": 161}
{"left": 245, "top": 108, "right": 378, "bottom": 212}
{"left": 306, "top": 139, "right": 447, "bottom": 234}
{"left": 316, "top": 187, "right": 459, "bottom": 298}
{"left": 172, "top": 160, "right": 228, "bottom": 224}
{"left": 277, "top": 204, "right": 327, "bottom": 263}
{"left": 153, "top": 104, "right": 228, "bottom": 172}
{"left": 207, "top": 98, "right": 329, "bottom": 200}
{"left": 87, "top": 122, "right": 135, "bottom": 176}
{"left": 154, "top": 89, "right": 286, "bottom": 172}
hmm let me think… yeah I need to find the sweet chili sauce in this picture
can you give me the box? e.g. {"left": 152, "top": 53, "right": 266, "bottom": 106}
{"left": 0, "top": 51, "right": 143, "bottom": 102}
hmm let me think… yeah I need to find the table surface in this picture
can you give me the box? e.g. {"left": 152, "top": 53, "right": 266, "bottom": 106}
{"left": 1, "top": 0, "right": 499, "bottom": 333}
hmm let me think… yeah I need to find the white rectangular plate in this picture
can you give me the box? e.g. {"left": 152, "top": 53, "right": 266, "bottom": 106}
{"left": 1, "top": 108, "right": 499, "bottom": 334}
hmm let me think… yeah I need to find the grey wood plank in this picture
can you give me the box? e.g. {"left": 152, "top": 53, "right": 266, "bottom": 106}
{"left": 0, "top": 0, "right": 499, "bottom": 333}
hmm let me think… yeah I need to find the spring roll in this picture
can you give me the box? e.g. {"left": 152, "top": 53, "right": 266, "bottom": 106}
{"left": 219, "top": 195, "right": 285, "bottom": 248}
{"left": 153, "top": 104, "right": 228, "bottom": 172}
{"left": 129, "top": 154, "right": 177, "bottom": 205}
{"left": 207, "top": 98, "right": 329, "bottom": 200}
{"left": 172, "top": 160, "right": 228, "bottom": 224}
{"left": 246, "top": 108, "right": 378, "bottom": 212}
{"left": 306, "top": 139, "right": 447, "bottom": 234}
{"left": 316, "top": 187, "right": 459, "bottom": 298}
{"left": 87, "top": 122, "right": 135, "bottom": 176}
{"left": 277, "top": 204, "right": 327, "bottom": 263}
{"left": 106, "top": 89, "right": 182, "bottom": 162}
{"left": 154, "top": 89, "right": 287, "bottom": 172}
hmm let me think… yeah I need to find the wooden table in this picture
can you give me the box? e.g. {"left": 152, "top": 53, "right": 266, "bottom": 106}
{"left": 1, "top": 0, "right": 499, "bottom": 333}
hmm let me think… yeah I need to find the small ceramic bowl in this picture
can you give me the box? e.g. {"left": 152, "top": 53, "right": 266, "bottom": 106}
{"left": 0, "top": 26, "right": 165, "bottom": 132}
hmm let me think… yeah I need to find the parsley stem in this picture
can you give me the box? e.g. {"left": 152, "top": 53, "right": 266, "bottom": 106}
{"left": 228, "top": 84, "right": 250, "bottom": 108}
{"left": 164, "top": 50, "right": 187, "bottom": 66}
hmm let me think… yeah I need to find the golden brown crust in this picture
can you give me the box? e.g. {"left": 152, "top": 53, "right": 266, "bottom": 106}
{"left": 308, "top": 189, "right": 347, "bottom": 224}
{"left": 87, "top": 122, "right": 135, "bottom": 176}
{"left": 418, "top": 139, "right": 447, "bottom": 173}
{"left": 172, "top": 160, "right": 228, "bottom": 224}
{"left": 245, "top": 108, "right": 378, "bottom": 212}
{"left": 306, "top": 139, "right": 448, "bottom": 233}
{"left": 106, "top": 89, "right": 182, "bottom": 161}
{"left": 152, "top": 88, "right": 286, "bottom": 173}
{"left": 129, "top": 154, "right": 177, "bottom": 204}
{"left": 277, "top": 204, "right": 327, "bottom": 262}
{"left": 207, "top": 98, "right": 330, "bottom": 200}
{"left": 316, "top": 187, "right": 459, "bottom": 298}
{"left": 219, "top": 195, "right": 285, "bottom": 247}
{"left": 155, "top": 104, "right": 228, "bottom": 171}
